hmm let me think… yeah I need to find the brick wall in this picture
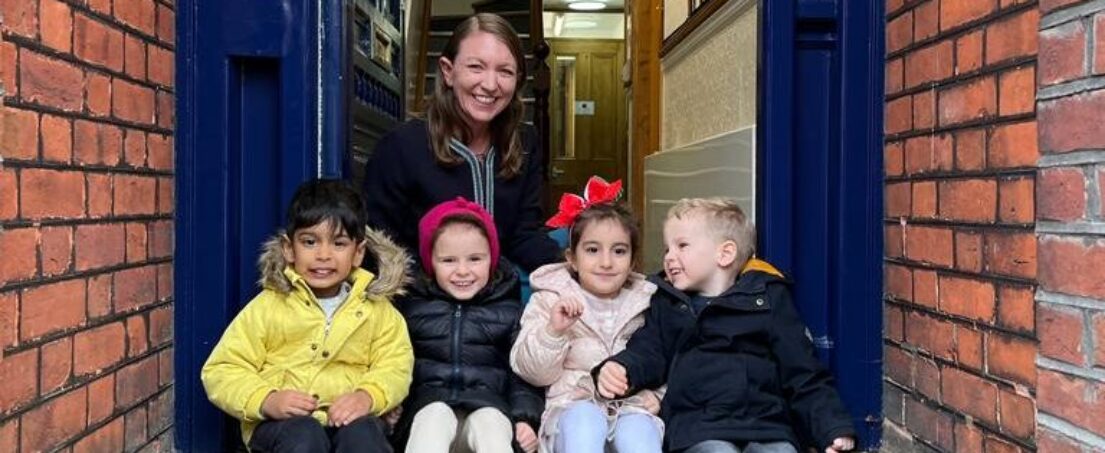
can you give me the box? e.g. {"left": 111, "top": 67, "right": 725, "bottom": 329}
{"left": 883, "top": 0, "right": 1039, "bottom": 451}
{"left": 1035, "top": 1, "right": 1105, "bottom": 451}
{"left": 0, "top": 0, "right": 174, "bottom": 451}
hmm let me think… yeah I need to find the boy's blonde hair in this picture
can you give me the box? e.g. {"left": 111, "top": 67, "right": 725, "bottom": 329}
{"left": 667, "top": 197, "right": 756, "bottom": 266}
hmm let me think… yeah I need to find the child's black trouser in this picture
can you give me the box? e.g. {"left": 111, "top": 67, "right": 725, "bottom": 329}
{"left": 249, "top": 415, "right": 391, "bottom": 453}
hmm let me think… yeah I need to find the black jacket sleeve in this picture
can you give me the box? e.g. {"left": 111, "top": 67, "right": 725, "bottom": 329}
{"left": 503, "top": 128, "right": 562, "bottom": 273}
{"left": 767, "top": 284, "right": 855, "bottom": 448}
{"left": 362, "top": 129, "right": 416, "bottom": 252}
{"left": 600, "top": 300, "right": 671, "bottom": 395}
{"left": 506, "top": 315, "right": 545, "bottom": 427}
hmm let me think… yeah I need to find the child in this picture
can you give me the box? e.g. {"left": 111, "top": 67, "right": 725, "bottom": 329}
{"left": 201, "top": 179, "right": 414, "bottom": 453}
{"left": 595, "top": 198, "right": 855, "bottom": 453}
{"left": 394, "top": 197, "right": 543, "bottom": 453}
{"left": 511, "top": 177, "right": 664, "bottom": 453}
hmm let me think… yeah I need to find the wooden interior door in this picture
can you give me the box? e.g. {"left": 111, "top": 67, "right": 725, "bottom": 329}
{"left": 546, "top": 39, "right": 628, "bottom": 204}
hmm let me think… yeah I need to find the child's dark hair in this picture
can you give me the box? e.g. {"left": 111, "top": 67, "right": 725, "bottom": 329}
{"left": 285, "top": 179, "right": 367, "bottom": 243}
{"left": 568, "top": 203, "right": 640, "bottom": 262}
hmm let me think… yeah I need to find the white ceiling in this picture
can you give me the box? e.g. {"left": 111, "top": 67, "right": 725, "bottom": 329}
{"left": 543, "top": 0, "right": 626, "bottom": 10}
{"left": 543, "top": 11, "right": 625, "bottom": 39}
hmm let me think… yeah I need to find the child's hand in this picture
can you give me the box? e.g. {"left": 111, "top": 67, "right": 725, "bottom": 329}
{"left": 640, "top": 390, "right": 661, "bottom": 415}
{"left": 825, "top": 436, "right": 855, "bottom": 452}
{"left": 327, "top": 390, "right": 374, "bottom": 427}
{"left": 514, "top": 422, "right": 538, "bottom": 453}
{"left": 596, "top": 361, "right": 629, "bottom": 398}
{"left": 382, "top": 405, "right": 403, "bottom": 427}
{"left": 548, "top": 295, "right": 585, "bottom": 335}
{"left": 261, "top": 390, "right": 318, "bottom": 420}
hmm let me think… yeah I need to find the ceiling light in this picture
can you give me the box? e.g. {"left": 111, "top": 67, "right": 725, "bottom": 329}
{"left": 568, "top": 1, "right": 606, "bottom": 11}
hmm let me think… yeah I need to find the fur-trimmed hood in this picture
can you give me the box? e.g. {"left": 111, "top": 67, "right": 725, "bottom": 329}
{"left": 256, "top": 226, "right": 412, "bottom": 298}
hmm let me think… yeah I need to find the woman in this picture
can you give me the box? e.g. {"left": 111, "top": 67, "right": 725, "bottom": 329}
{"left": 363, "top": 13, "right": 561, "bottom": 273}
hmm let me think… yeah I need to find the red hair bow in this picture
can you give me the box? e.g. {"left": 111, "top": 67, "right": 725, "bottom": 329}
{"left": 545, "top": 176, "right": 623, "bottom": 228}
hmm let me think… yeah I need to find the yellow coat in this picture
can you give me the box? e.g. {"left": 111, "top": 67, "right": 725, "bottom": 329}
{"left": 201, "top": 227, "right": 414, "bottom": 444}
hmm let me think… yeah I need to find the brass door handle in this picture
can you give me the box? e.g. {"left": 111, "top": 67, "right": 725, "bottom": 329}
{"left": 550, "top": 165, "right": 565, "bottom": 179}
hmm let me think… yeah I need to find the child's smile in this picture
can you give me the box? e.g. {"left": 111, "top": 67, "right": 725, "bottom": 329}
{"left": 282, "top": 220, "right": 366, "bottom": 298}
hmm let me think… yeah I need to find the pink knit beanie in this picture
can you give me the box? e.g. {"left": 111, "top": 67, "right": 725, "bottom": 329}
{"left": 418, "top": 197, "right": 500, "bottom": 276}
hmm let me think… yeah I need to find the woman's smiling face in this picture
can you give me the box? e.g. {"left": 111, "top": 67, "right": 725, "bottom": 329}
{"left": 440, "top": 30, "right": 519, "bottom": 133}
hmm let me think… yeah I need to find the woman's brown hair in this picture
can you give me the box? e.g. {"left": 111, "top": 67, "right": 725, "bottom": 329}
{"left": 425, "top": 13, "right": 527, "bottom": 178}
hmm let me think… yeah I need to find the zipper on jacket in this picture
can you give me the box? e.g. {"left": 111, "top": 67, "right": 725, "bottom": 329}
{"left": 450, "top": 304, "right": 464, "bottom": 400}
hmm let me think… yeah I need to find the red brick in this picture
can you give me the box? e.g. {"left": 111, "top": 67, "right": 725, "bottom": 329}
{"left": 148, "top": 44, "right": 173, "bottom": 87}
{"left": 21, "top": 168, "right": 85, "bottom": 219}
{"left": 913, "top": 269, "right": 938, "bottom": 308}
{"left": 886, "top": 182, "right": 910, "bottom": 217}
{"left": 915, "top": 356, "right": 941, "bottom": 400}
{"left": 913, "top": 89, "right": 935, "bottom": 129}
{"left": 912, "top": 181, "right": 936, "bottom": 218}
{"left": 74, "top": 13, "right": 124, "bottom": 72}
{"left": 886, "top": 142, "right": 904, "bottom": 176}
{"left": 41, "top": 114, "right": 73, "bottom": 163}
{"left": 987, "top": 333, "right": 1036, "bottom": 385}
{"left": 1040, "top": 91, "right": 1105, "bottom": 154}
{"left": 116, "top": 0, "right": 156, "bottom": 35}
{"left": 938, "top": 178, "right": 996, "bottom": 222}
{"left": 955, "top": 231, "right": 983, "bottom": 272}
{"left": 116, "top": 355, "right": 159, "bottom": 407}
{"left": 158, "top": 348, "right": 172, "bottom": 385}
{"left": 939, "top": 275, "right": 995, "bottom": 321}
{"left": 0, "top": 349, "right": 38, "bottom": 410}
{"left": 149, "top": 305, "right": 172, "bottom": 346}
{"left": 887, "top": 0, "right": 905, "bottom": 15}
{"left": 76, "top": 223, "right": 126, "bottom": 271}
{"left": 41, "top": 226, "right": 73, "bottom": 276}
{"left": 998, "top": 286, "right": 1034, "bottom": 333}
{"left": 86, "top": 72, "right": 112, "bottom": 117}
{"left": 941, "top": 0, "right": 996, "bottom": 30}
{"left": 74, "top": 119, "right": 123, "bottom": 166}
{"left": 1040, "top": 234, "right": 1105, "bottom": 299}
{"left": 1101, "top": 169, "right": 1105, "bottom": 218}
{"left": 114, "top": 175, "right": 157, "bottom": 215}
{"left": 887, "top": 58, "right": 903, "bottom": 95}
{"left": 0, "top": 169, "right": 16, "bottom": 221}
{"left": 886, "top": 224, "right": 904, "bottom": 258}
{"left": 1039, "top": 369, "right": 1105, "bottom": 434}
{"left": 41, "top": 336, "right": 73, "bottom": 394}
{"left": 156, "top": 90, "right": 174, "bottom": 128}
{"left": 905, "top": 134, "right": 953, "bottom": 174}
{"left": 887, "top": 11, "right": 912, "bottom": 53}
{"left": 1039, "top": 168, "right": 1086, "bottom": 221}
{"left": 999, "top": 66, "right": 1035, "bottom": 116}
{"left": 157, "top": 5, "right": 175, "bottom": 43}
{"left": 124, "top": 129, "right": 147, "bottom": 167}
{"left": 906, "top": 41, "right": 954, "bottom": 88}
{"left": 1, "top": 107, "right": 39, "bottom": 160}
{"left": 126, "top": 314, "right": 148, "bottom": 357}
{"left": 40, "top": 0, "right": 72, "bottom": 52}
{"left": 0, "top": 291, "right": 17, "bottom": 348}
{"left": 114, "top": 265, "right": 157, "bottom": 312}
{"left": 998, "top": 177, "right": 1034, "bottom": 224}
{"left": 906, "top": 397, "right": 954, "bottom": 449}
{"left": 1038, "top": 304, "right": 1084, "bottom": 365}
{"left": 150, "top": 219, "right": 173, "bottom": 258}
{"left": 147, "top": 133, "right": 173, "bottom": 170}
{"left": 956, "top": 325, "right": 984, "bottom": 369}
{"left": 886, "top": 264, "right": 912, "bottom": 301}
{"left": 0, "top": 41, "right": 15, "bottom": 97}
{"left": 125, "top": 222, "right": 148, "bottom": 263}
{"left": 1095, "top": 15, "right": 1105, "bottom": 75}
{"left": 886, "top": 305, "right": 905, "bottom": 342}
{"left": 984, "top": 436, "right": 1020, "bottom": 453}
{"left": 0, "top": 228, "right": 38, "bottom": 284}
{"left": 989, "top": 121, "right": 1038, "bottom": 168}
{"left": 22, "top": 279, "right": 86, "bottom": 340}
{"left": 956, "top": 30, "right": 984, "bottom": 75}
{"left": 124, "top": 34, "right": 147, "bottom": 80}
{"left": 986, "top": 9, "right": 1039, "bottom": 65}
{"left": 1094, "top": 313, "right": 1105, "bottom": 366}
{"left": 149, "top": 388, "right": 172, "bottom": 433}
{"left": 157, "top": 263, "right": 172, "bottom": 301}
{"left": 999, "top": 389, "right": 1034, "bottom": 440}
{"left": 157, "top": 177, "right": 173, "bottom": 214}
{"left": 88, "top": 173, "right": 113, "bottom": 218}
{"left": 21, "top": 387, "right": 87, "bottom": 452}
{"left": 886, "top": 96, "right": 912, "bottom": 134}
{"left": 1042, "top": 0, "right": 1083, "bottom": 14}
{"left": 74, "top": 321, "right": 126, "bottom": 376}
{"left": 905, "top": 225, "right": 954, "bottom": 267}
{"left": 0, "top": 419, "right": 16, "bottom": 453}
{"left": 73, "top": 417, "right": 124, "bottom": 453}
{"left": 88, "top": 0, "right": 111, "bottom": 15}
{"left": 124, "top": 405, "right": 148, "bottom": 450}
{"left": 1038, "top": 429, "right": 1084, "bottom": 453}
{"left": 942, "top": 367, "right": 998, "bottom": 424}
{"left": 905, "top": 311, "right": 956, "bottom": 359}
{"left": 984, "top": 232, "right": 1036, "bottom": 279}
{"left": 914, "top": 0, "right": 938, "bottom": 41}
{"left": 0, "top": 0, "right": 36, "bottom": 37}
{"left": 885, "top": 344, "right": 912, "bottom": 385}
{"left": 956, "top": 422, "right": 985, "bottom": 452}
{"left": 1039, "top": 20, "right": 1086, "bottom": 86}
{"left": 88, "top": 374, "right": 116, "bottom": 423}
{"left": 88, "top": 273, "right": 113, "bottom": 319}
{"left": 112, "top": 78, "right": 155, "bottom": 124}
{"left": 939, "top": 76, "right": 996, "bottom": 126}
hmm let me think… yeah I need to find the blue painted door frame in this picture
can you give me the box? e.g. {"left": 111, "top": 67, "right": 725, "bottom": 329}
{"left": 758, "top": 0, "right": 885, "bottom": 448}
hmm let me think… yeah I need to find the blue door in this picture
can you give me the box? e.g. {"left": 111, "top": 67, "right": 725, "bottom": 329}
{"left": 759, "top": 0, "right": 884, "bottom": 448}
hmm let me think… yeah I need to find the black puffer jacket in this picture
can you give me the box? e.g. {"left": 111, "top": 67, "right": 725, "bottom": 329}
{"left": 393, "top": 263, "right": 544, "bottom": 444}
{"left": 600, "top": 260, "right": 854, "bottom": 452}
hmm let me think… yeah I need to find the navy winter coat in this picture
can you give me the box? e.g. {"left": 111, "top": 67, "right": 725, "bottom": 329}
{"left": 601, "top": 260, "right": 855, "bottom": 451}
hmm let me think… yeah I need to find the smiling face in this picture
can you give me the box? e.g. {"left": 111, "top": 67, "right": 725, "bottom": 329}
{"left": 439, "top": 30, "right": 519, "bottom": 135}
{"left": 431, "top": 222, "right": 492, "bottom": 301}
{"left": 662, "top": 214, "right": 732, "bottom": 297}
{"left": 282, "top": 220, "right": 366, "bottom": 298}
{"left": 568, "top": 219, "right": 634, "bottom": 299}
